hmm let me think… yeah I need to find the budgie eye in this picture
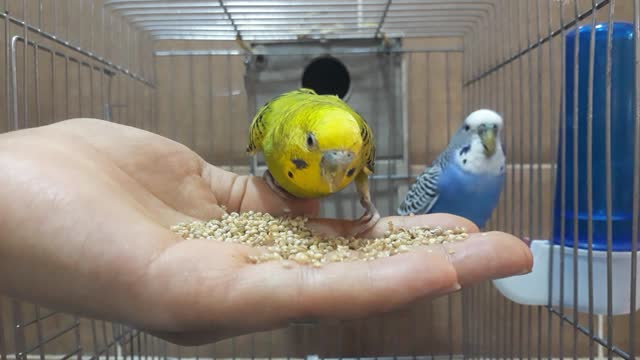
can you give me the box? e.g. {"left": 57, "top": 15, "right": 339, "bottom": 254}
{"left": 306, "top": 133, "right": 317, "bottom": 148}
{"left": 346, "top": 168, "right": 356, "bottom": 177}
{"left": 464, "top": 125, "right": 470, "bottom": 131}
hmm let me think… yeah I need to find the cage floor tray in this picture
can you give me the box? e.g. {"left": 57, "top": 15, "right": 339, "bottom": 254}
{"left": 492, "top": 240, "right": 640, "bottom": 315}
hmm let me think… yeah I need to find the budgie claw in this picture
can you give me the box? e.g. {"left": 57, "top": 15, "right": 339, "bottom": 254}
{"left": 263, "top": 170, "right": 297, "bottom": 201}
{"left": 349, "top": 197, "right": 381, "bottom": 238}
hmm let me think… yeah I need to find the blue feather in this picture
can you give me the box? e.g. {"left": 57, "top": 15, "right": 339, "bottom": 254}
{"left": 428, "top": 160, "right": 504, "bottom": 228}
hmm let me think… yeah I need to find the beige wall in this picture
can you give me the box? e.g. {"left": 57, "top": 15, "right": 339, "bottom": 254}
{"left": 152, "top": 37, "right": 465, "bottom": 170}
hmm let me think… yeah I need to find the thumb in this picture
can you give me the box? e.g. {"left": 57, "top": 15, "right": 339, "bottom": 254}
{"left": 237, "top": 175, "right": 321, "bottom": 218}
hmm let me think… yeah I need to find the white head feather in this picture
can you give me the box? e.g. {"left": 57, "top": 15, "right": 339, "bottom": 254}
{"left": 452, "top": 109, "right": 505, "bottom": 176}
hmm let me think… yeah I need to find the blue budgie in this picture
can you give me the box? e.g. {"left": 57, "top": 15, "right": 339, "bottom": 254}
{"left": 397, "top": 109, "right": 506, "bottom": 229}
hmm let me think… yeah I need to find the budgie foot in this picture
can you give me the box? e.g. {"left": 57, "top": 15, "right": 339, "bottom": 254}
{"left": 348, "top": 197, "right": 381, "bottom": 238}
{"left": 263, "top": 170, "right": 297, "bottom": 201}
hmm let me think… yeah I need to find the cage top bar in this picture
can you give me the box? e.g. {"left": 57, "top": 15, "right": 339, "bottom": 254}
{"left": 104, "top": 0, "right": 492, "bottom": 41}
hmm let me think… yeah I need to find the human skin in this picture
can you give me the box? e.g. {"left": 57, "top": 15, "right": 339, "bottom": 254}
{"left": 0, "top": 119, "right": 532, "bottom": 346}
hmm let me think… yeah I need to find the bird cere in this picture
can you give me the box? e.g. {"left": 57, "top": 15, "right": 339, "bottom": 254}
{"left": 397, "top": 109, "right": 506, "bottom": 229}
{"left": 171, "top": 209, "right": 469, "bottom": 267}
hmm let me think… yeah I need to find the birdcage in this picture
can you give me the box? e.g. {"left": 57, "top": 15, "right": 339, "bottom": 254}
{"left": 0, "top": 0, "right": 638, "bottom": 359}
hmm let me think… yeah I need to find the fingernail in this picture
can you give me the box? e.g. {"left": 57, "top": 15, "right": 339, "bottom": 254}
{"left": 519, "top": 268, "right": 532, "bottom": 275}
{"left": 448, "top": 282, "right": 462, "bottom": 292}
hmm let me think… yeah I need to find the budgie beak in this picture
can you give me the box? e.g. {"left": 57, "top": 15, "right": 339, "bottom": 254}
{"left": 479, "top": 126, "right": 497, "bottom": 157}
{"left": 320, "top": 150, "right": 355, "bottom": 192}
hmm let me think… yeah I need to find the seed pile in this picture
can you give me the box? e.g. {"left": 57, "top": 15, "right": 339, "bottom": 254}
{"left": 170, "top": 209, "right": 469, "bottom": 267}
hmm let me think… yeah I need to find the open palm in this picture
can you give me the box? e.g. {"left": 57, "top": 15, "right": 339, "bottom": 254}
{"left": 0, "top": 119, "right": 532, "bottom": 345}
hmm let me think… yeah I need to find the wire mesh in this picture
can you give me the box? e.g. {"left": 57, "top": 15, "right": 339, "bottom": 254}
{"left": 464, "top": 0, "right": 639, "bottom": 359}
{"left": 1, "top": 0, "right": 640, "bottom": 360}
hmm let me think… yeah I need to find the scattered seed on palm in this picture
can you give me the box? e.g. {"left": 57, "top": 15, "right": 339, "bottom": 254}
{"left": 170, "top": 210, "right": 468, "bottom": 267}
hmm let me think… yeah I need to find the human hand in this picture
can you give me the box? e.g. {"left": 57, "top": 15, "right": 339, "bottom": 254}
{"left": 0, "top": 119, "right": 532, "bottom": 345}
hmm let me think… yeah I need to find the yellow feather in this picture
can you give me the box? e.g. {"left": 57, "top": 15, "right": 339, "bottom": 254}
{"left": 247, "top": 88, "right": 376, "bottom": 198}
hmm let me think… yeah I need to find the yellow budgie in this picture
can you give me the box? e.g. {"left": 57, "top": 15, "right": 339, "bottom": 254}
{"left": 247, "top": 88, "right": 379, "bottom": 236}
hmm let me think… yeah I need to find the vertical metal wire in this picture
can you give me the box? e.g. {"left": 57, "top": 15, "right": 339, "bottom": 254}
{"left": 424, "top": 52, "right": 431, "bottom": 180}
{"left": 0, "top": 299, "right": 5, "bottom": 360}
{"left": 445, "top": 53, "right": 451, "bottom": 141}
{"left": 4, "top": 0, "right": 9, "bottom": 131}
{"left": 127, "top": 26, "right": 132, "bottom": 126}
{"left": 189, "top": 55, "right": 196, "bottom": 151}
{"left": 65, "top": 55, "right": 69, "bottom": 120}
{"left": 207, "top": 55, "right": 214, "bottom": 165}
{"left": 65, "top": 0, "right": 69, "bottom": 44}
{"left": 535, "top": 1, "right": 544, "bottom": 358}
{"left": 517, "top": 2, "right": 526, "bottom": 356}
{"left": 150, "top": 36, "right": 156, "bottom": 132}
{"left": 143, "top": 333, "right": 148, "bottom": 360}
{"left": 163, "top": 337, "right": 169, "bottom": 360}
{"left": 509, "top": 0, "right": 517, "bottom": 252}
{"left": 383, "top": 51, "right": 393, "bottom": 223}
{"left": 423, "top": 51, "right": 433, "bottom": 360}
{"left": 100, "top": 3, "right": 106, "bottom": 121}
{"left": 91, "top": 319, "right": 100, "bottom": 359}
{"left": 585, "top": 1, "right": 597, "bottom": 360}
{"left": 444, "top": 50, "right": 454, "bottom": 360}
{"left": 90, "top": 64, "right": 96, "bottom": 119}
{"left": 604, "top": 2, "right": 615, "bottom": 359}
{"left": 570, "top": 1, "right": 581, "bottom": 356}
{"left": 90, "top": 0, "right": 94, "bottom": 54}
{"left": 22, "top": 0, "right": 27, "bottom": 128}
{"left": 226, "top": 54, "right": 234, "bottom": 175}
{"left": 524, "top": 2, "right": 535, "bottom": 358}
{"left": 495, "top": 4, "right": 506, "bottom": 358}
{"left": 630, "top": 3, "right": 640, "bottom": 360}
{"left": 476, "top": 13, "right": 492, "bottom": 357}
{"left": 103, "top": 321, "right": 110, "bottom": 360}
{"left": 472, "top": 30, "right": 480, "bottom": 357}
{"left": 461, "top": 289, "right": 468, "bottom": 357}
{"left": 169, "top": 54, "right": 176, "bottom": 139}
{"left": 11, "top": 300, "right": 26, "bottom": 360}
{"left": 33, "top": 306, "right": 45, "bottom": 360}
{"left": 558, "top": 0, "right": 568, "bottom": 357}
{"left": 150, "top": 334, "right": 157, "bottom": 360}
{"left": 499, "top": 0, "right": 507, "bottom": 241}
{"left": 78, "top": 62, "right": 83, "bottom": 117}
{"left": 546, "top": 0, "right": 557, "bottom": 356}
{"left": 52, "top": 0, "right": 57, "bottom": 39}
{"left": 34, "top": 36, "right": 40, "bottom": 127}
{"left": 506, "top": 4, "right": 516, "bottom": 358}
{"left": 482, "top": 11, "right": 492, "bottom": 359}
{"left": 492, "top": 1, "right": 500, "bottom": 232}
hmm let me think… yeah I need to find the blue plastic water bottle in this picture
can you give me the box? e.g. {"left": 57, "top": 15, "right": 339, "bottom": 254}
{"left": 552, "top": 22, "right": 636, "bottom": 252}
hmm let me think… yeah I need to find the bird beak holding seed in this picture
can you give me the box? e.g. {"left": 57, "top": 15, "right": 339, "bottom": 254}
{"left": 320, "top": 150, "right": 355, "bottom": 191}
{"left": 479, "top": 126, "right": 497, "bottom": 157}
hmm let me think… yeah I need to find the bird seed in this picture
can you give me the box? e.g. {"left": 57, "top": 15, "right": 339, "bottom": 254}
{"left": 170, "top": 208, "right": 469, "bottom": 267}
